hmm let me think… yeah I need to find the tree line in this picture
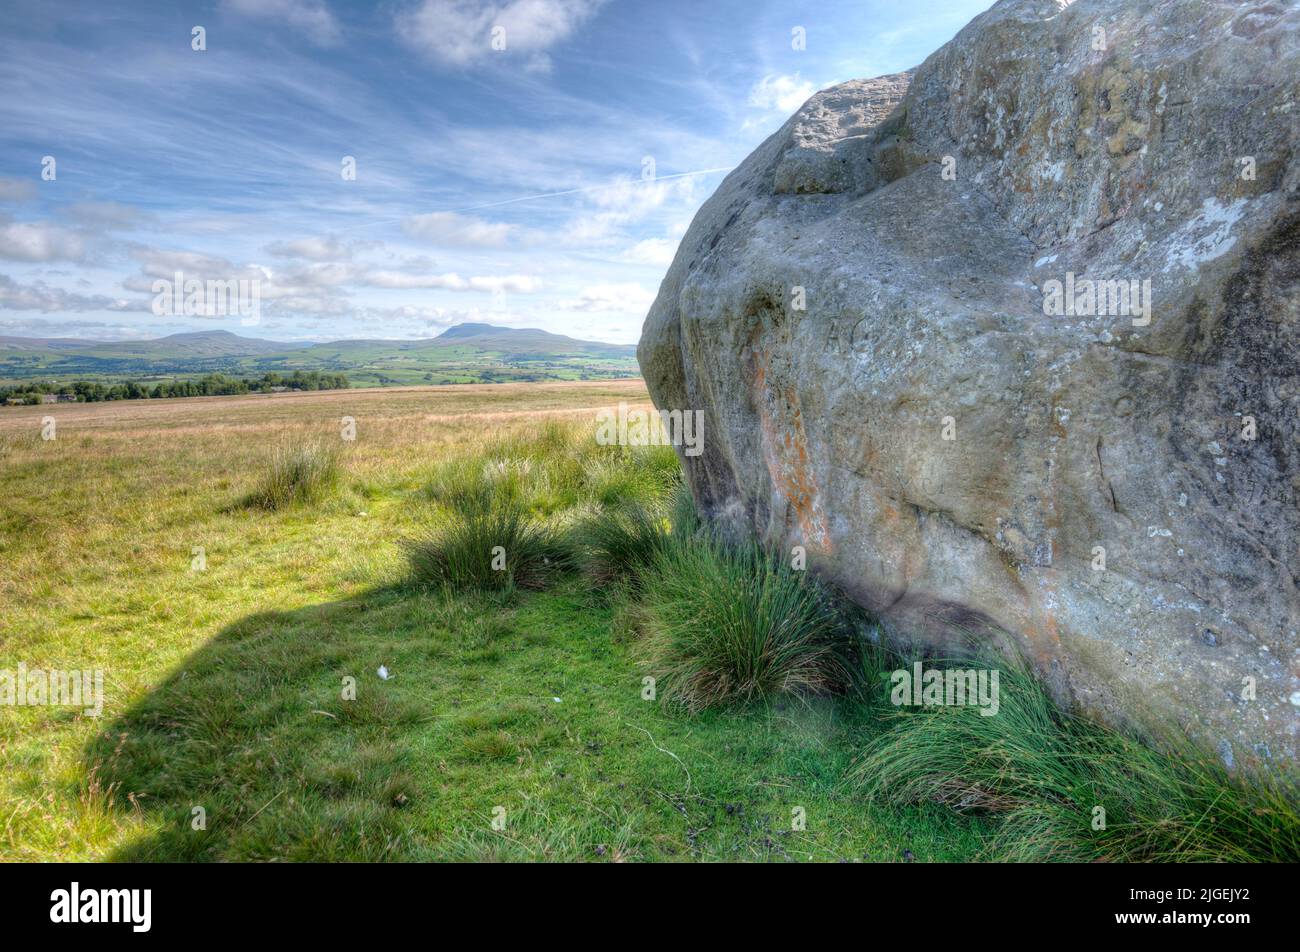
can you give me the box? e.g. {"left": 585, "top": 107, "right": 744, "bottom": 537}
{"left": 2, "top": 371, "right": 350, "bottom": 405}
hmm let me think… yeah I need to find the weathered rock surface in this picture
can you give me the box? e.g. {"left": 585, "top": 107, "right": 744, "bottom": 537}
{"left": 639, "top": 0, "right": 1300, "bottom": 766}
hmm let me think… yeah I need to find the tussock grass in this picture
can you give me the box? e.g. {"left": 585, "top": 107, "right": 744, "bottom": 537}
{"left": 588, "top": 442, "right": 681, "bottom": 507}
{"left": 415, "top": 420, "right": 684, "bottom": 595}
{"left": 404, "top": 498, "right": 571, "bottom": 592}
{"left": 422, "top": 419, "right": 676, "bottom": 518}
{"left": 244, "top": 439, "right": 341, "bottom": 510}
{"left": 642, "top": 535, "right": 857, "bottom": 713}
{"left": 423, "top": 455, "right": 525, "bottom": 511}
{"left": 573, "top": 501, "right": 670, "bottom": 590}
{"left": 851, "top": 653, "right": 1300, "bottom": 862}
{"left": 668, "top": 482, "right": 701, "bottom": 537}
{"left": 588, "top": 460, "right": 655, "bottom": 508}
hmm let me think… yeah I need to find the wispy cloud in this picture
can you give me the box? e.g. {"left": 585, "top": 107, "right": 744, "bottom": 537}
{"left": 221, "top": 0, "right": 343, "bottom": 48}
{"left": 559, "top": 281, "right": 654, "bottom": 313}
{"left": 396, "top": 0, "right": 605, "bottom": 70}
{"left": 0, "top": 177, "right": 36, "bottom": 202}
{"left": 265, "top": 235, "right": 357, "bottom": 261}
{"left": 622, "top": 238, "right": 679, "bottom": 268}
{"left": 0, "top": 0, "right": 992, "bottom": 343}
{"left": 403, "top": 211, "right": 515, "bottom": 247}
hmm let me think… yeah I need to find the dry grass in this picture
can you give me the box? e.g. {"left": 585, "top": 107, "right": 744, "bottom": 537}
{"left": 0, "top": 379, "right": 648, "bottom": 601}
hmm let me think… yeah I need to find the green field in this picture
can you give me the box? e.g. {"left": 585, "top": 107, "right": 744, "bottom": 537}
{"left": 0, "top": 324, "right": 640, "bottom": 389}
{"left": 0, "top": 381, "right": 986, "bottom": 860}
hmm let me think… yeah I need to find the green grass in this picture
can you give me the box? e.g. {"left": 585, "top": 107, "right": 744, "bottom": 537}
{"left": 67, "top": 580, "right": 989, "bottom": 861}
{"left": 640, "top": 534, "right": 859, "bottom": 714}
{"left": 407, "top": 419, "right": 681, "bottom": 593}
{"left": 243, "top": 439, "right": 341, "bottom": 510}
{"left": 573, "top": 500, "right": 671, "bottom": 590}
{"left": 3, "top": 381, "right": 1297, "bottom": 862}
{"left": 1, "top": 386, "right": 983, "bottom": 861}
{"left": 403, "top": 500, "right": 572, "bottom": 592}
{"left": 851, "top": 652, "right": 1300, "bottom": 862}
{"left": 421, "top": 420, "right": 678, "bottom": 518}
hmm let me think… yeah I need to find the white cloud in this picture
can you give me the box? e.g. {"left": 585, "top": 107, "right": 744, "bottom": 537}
{"left": 311, "top": 259, "right": 470, "bottom": 291}
{"left": 362, "top": 271, "right": 540, "bottom": 292}
{"left": 397, "top": 0, "right": 604, "bottom": 68}
{"left": 358, "top": 269, "right": 466, "bottom": 290}
{"left": 0, "top": 221, "right": 87, "bottom": 262}
{"left": 558, "top": 281, "right": 653, "bottom": 313}
{"left": 748, "top": 72, "right": 816, "bottom": 113}
{"left": 0, "top": 274, "right": 142, "bottom": 313}
{"left": 303, "top": 264, "right": 540, "bottom": 293}
{"left": 622, "top": 237, "right": 678, "bottom": 267}
{"left": 467, "top": 274, "right": 541, "bottom": 293}
{"left": 265, "top": 235, "right": 354, "bottom": 261}
{"left": 222, "top": 0, "right": 342, "bottom": 48}
{"left": 402, "top": 211, "right": 514, "bottom": 247}
{"left": 123, "top": 245, "right": 541, "bottom": 313}
{"left": 585, "top": 175, "right": 697, "bottom": 217}
{"left": 127, "top": 247, "right": 253, "bottom": 281}
{"left": 0, "top": 317, "right": 156, "bottom": 339}
{"left": 562, "top": 175, "right": 703, "bottom": 245}
{"left": 123, "top": 247, "right": 349, "bottom": 318}
{"left": 366, "top": 304, "right": 461, "bottom": 327}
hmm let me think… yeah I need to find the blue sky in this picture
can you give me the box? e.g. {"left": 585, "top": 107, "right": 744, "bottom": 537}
{"left": 0, "top": 0, "right": 991, "bottom": 343}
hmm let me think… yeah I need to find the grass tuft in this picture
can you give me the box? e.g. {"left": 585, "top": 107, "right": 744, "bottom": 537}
{"left": 668, "top": 482, "right": 700, "bottom": 537}
{"left": 642, "top": 535, "right": 857, "bottom": 713}
{"left": 244, "top": 439, "right": 341, "bottom": 510}
{"left": 423, "top": 455, "right": 524, "bottom": 511}
{"left": 573, "top": 501, "right": 670, "bottom": 590}
{"left": 403, "top": 498, "right": 571, "bottom": 592}
{"left": 850, "top": 653, "right": 1300, "bottom": 862}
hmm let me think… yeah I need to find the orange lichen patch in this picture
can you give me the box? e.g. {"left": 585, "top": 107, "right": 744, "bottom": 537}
{"left": 747, "top": 344, "right": 831, "bottom": 551}
{"left": 1024, "top": 582, "right": 1063, "bottom": 668}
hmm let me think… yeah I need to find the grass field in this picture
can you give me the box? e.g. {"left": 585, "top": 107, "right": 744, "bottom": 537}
{"left": 0, "top": 380, "right": 988, "bottom": 861}
{"left": 2, "top": 380, "right": 1295, "bottom": 863}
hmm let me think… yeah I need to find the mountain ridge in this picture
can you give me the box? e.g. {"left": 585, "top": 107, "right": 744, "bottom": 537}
{"left": 0, "top": 323, "right": 639, "bottom": 387}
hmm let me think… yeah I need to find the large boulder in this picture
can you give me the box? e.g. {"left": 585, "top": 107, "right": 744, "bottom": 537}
{"left": 639, "top": 0, "right": 1300, "bottom": 767}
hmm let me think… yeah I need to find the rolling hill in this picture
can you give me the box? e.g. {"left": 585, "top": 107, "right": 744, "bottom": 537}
{"left": 0, "top": 324, "right": 640, "bottom": 387}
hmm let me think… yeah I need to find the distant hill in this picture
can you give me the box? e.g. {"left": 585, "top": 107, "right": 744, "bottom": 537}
{"left": 0, "top": 324, "right": 639, "bottom": 388}
{"left": 78, "top": 330, "right": 314, "bottom": 358}
{"left": 432, "top": 322, "right": 633, "bottom": 356}
{"left": 0, "top": 336, "right": 102, "bottom": 352}
{"left": 0, "top": 330, "right": 308, "bottom": 358}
